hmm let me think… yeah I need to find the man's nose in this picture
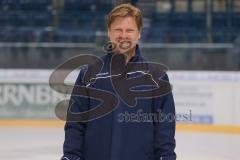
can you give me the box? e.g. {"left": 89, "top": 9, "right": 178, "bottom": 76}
{"left": 119, "top": 31, "right": 128, "bottom": 39}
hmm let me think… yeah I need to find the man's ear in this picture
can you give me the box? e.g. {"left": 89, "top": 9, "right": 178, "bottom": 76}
{"left": 138, "top": 31, "right": 141, "bottom": 39}
{"left": 107, "top": 29, "right": 110, "bottom": 38}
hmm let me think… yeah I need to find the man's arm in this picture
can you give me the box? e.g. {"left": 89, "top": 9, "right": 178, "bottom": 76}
{"left": 62, "top": 70, "right": 88, "bottom": 160}
{"left": 153, "top": 74, "right": 176, "bottom": 160}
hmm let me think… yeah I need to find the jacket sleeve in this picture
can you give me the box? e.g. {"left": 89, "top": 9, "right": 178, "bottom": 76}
{"left": 153, "top": 74, "right": 176, "bottom": 160}
{"left": 62, "top": 69, "right": 89, "bottom": 160}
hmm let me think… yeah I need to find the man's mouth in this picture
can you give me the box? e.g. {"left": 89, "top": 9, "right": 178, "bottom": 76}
{"left": 118, "top": 40, "right": 132, "bottom": 50}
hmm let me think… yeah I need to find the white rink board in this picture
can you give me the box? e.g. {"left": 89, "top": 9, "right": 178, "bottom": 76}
{"left": 0, "top": 69, "right": 240, "bottom": 125}
{"left": 168, "top": 71, "right": 240, "bottom": 125}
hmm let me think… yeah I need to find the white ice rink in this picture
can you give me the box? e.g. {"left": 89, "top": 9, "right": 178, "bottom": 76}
{"left": 1, "top": 127, "right": 239, "bottom": 160}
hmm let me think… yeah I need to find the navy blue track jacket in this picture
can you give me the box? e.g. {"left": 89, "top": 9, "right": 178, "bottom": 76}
{"left": 62, "top": 45, "right": 176, "bottom": 160}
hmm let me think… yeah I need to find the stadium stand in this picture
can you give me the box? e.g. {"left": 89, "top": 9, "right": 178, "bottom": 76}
{"left": 0, "top": 0, "right": 239, "bottom": 43}
{"left": 0, "top": 0, "right": 239, "bottom": 70}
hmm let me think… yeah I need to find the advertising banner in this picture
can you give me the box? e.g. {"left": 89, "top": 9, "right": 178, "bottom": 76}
{"left": 0, "top": 69, "right": 239, "bottom": 126}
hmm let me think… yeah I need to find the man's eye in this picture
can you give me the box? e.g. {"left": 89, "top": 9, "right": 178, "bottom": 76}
{"left": 127, "top": 30, "right": 134, "bottom": 33}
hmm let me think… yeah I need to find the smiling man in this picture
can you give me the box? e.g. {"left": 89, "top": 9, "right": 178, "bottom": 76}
{"left": 61, "top": 3, "right": 176, "bottom": 160}
{"left": 107, "top": 4, "right": 142, "bottom": 63}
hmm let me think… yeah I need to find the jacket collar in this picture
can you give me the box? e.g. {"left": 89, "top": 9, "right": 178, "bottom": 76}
{"left": 129, "top": 44, "right": 144, "bottom": 63}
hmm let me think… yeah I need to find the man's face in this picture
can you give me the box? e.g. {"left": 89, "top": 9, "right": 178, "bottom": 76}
{"left": 107, "top": 16, "right": 141, "bottom": 55}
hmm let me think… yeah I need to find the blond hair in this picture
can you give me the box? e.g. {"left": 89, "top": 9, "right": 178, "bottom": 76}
{"left": 107, "top": 3, "right": 143, "bottom": 31}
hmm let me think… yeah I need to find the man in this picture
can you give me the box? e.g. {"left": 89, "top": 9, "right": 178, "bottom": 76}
{"left": 61, "top": 3, "right": 176, "bottom": 160}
